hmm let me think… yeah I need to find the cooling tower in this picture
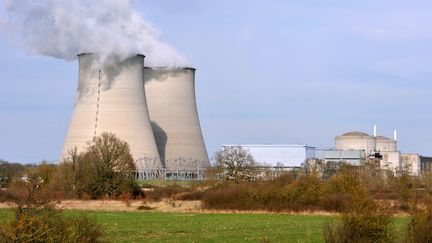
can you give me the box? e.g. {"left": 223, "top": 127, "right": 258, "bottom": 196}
{"left": 62, "top": 54, "right": 162, "bottom": 170}
{"left": 144, "top": 67, "right": 210, "bottom": 170}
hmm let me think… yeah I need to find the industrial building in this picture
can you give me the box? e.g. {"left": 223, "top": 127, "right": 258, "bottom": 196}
{"left": 222, "top": 126, "right": 426, "bottom": 177}
{"left": 324, "top": 126, "right": 421, "bottom": 176}
{"left": 421, "top": 156, "right": 432, "bottom": 175}
{"left": 62, "top": 54, "right": 209, "bottom": 179}
{"left": 221, "top": 144, "right": 316, "bottom": 168}
{"left": 323, "top": 150, "right": 366, "bottom": 166}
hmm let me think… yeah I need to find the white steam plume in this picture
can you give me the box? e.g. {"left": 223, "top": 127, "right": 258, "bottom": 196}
{"left": 3, "top": 0, "right": 190, "bottom": 67}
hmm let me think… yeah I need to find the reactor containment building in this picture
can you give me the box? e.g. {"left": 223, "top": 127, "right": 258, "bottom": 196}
{"left": 61, "top": 53, "right": 209, "bottom": 179}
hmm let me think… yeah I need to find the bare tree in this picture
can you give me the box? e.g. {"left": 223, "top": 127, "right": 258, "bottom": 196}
{"left": 80, "top": 132, "right": 137, "bottom": 198}
{"left": 215, "top": 146, "right": 259, "bottom": 182}
{"left": 55, "top": 147, "right": 89, "bottom": 198}
{"left": 56, "top": 133, "right": 139, "bottom": 199}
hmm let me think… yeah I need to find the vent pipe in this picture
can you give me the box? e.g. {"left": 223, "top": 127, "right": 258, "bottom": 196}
{"left": 393, "top": 129, "right": 397, "bottom": 141}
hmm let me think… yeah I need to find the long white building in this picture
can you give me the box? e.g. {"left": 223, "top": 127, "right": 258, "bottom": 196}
{"left": 222, "top": 144, "right": 316, "bottom": 167}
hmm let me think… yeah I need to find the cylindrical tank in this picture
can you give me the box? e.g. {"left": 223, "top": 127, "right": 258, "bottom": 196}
{"left": 61, "top": 54, "right": 162, "bottom": 170}
{"left": 335, "top": 131, "right": 376, "bottom": 155}
{"left": 143, "top": 67, "right": 210, "bottom": 170}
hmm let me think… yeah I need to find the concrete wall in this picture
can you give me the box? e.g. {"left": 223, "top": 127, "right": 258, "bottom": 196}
{"left": 381, "top": 151, "right": 401, "bottom": 173}
{"left": 144, "top": 67, "right": 209, "bottom": 170}
{"left": 401, "top": 153, "right": 421, "bottom": 176}
{"left": 376, "top": 137, "right": 397, "bottom": 152}
{"left": 323, "top": 150, "right": 366, "bottom": 166}
{"left": 62, "top": 54, "right": 162, "bottom": 170}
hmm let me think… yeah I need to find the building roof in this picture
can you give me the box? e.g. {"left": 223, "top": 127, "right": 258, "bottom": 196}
{"left": 376, "top": 135, "right": 391, "bottom": 140}
{"left": 341, "top": 131, "right": 370, "bottom": 137}
{"left": 222, "top": 144, "right": 315, "bottom": 149}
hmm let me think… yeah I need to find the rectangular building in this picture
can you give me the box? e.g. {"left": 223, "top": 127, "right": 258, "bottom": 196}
{"left": 401, "top": 153, "right": 420, "bottom": 176}
{"left": 222, "top": 144, "right": 316, "bottom": 167}
{"left": 420, "top": 156, "right": 432, "bottom": 175}
{"left": 323, "top": 150, "right": 366, "bottom": 166}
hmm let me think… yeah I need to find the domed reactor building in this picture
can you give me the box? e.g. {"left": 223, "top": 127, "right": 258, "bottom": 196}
{"left": 325, "top": 126, "right": 420, "bottom": 176}
{"left": 61, "top": 54, "right": 209, "bottom": 180}
{"left": 334, "top": 129, "right": 400, "bottom": 171}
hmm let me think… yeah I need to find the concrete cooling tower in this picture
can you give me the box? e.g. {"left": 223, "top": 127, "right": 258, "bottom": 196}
{"left": 62, "top": 54, "right": 162, "bottom": 170}
{"left": 144, "top": 67, "right": 210, "bottom": 170}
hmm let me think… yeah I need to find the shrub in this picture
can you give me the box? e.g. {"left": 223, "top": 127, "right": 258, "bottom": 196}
{"left": 67, "top": 215, "right": 104, "bottom": 242}
{"left": 203, "top": 174, "right": 325, "bottom": 212}
{"left": 144, "top": 184, "right": 189, "bottom": 201}
{"left": 0, "top": 189, "right": 15, "bottom": 202}
{"left": 177, "top": 191, "right": 205, "bottom": 201}
{"left": 137, "top": 205, "right": 153, "bottom": 210}
{"left": 320, "top": 192, "right": 351, "bottom": 212}
{"left": 323, "top": 196, "right": 393, "bottom": 243}
{"left": 0, "top": 178, "right": 104, "bottom": 243}
{"left": 0, "top": 211, "right": 102, "bottom": 243}
{"left": 405, "top": 194, "right": 432, "bottom": 243}
{"left": 405, "top": 209, "right": 432, "bottom": 243}
{"left": 54, "top": 133, "right": 140, "bottom": 200}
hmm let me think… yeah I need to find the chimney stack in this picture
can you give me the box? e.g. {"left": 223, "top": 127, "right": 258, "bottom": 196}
{"left": 373, "top": 125, "right": 377, "bottom": 137}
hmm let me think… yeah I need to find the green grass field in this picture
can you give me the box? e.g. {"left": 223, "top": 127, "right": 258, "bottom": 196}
{"left": 0, "top": 209, "right": 409, "bottom": 242}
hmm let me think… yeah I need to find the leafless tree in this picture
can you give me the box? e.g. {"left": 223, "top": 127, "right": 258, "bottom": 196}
{"left": 56, "top": 133, "right": 138, "bottom": 199}
{"left": 215, "top": 146, "right": 259, "bottom": 182}
{"left": 80, "top": 132, "right": 136, "bottom": 198}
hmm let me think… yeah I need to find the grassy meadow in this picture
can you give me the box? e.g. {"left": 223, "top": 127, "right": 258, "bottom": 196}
{"left": 0, "top": 209, "right": 410, "bottom": 242}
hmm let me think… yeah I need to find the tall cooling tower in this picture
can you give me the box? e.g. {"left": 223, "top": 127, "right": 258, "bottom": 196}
{"left": 62, "top": 54, "right": 162, "bottom": 170}
{"left": 144, "top": 67, "right": 210, "bottom": 170}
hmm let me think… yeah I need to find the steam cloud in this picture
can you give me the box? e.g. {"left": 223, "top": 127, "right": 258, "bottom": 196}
{"left": 3, "top": 0, "right": 190, "bottom": 67}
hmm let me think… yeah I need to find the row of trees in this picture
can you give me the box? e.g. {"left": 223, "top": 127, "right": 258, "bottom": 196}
{"left": 0, "top": 160, "right": 55, "bottom": 188}
{"left": 1, "top": 132, "right": 140, "bottom": 200}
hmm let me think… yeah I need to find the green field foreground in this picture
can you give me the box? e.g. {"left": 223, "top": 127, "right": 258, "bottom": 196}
{"left": 0, "top": 209, "right": 409, "bottom": 242}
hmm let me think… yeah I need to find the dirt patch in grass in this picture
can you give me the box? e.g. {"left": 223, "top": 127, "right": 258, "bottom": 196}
{"left": 0, "top": 200, "right": 340, "bottom": 215}
{"left": 0, "top": 200, "right": 201, "bottom": 212}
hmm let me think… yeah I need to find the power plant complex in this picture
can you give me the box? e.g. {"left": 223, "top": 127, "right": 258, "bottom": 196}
{"left": 224, "top": 126, "right": 431, "bottom": 177}
{"left": 61, "top": 54, "right": 430, "bottom": 180}
{"left": 62, "top": 54, "right": 210, "bottom": 179}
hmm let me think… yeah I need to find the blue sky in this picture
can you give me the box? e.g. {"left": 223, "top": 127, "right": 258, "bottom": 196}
{"left": 1, "top": 0, "right": 431, "bottom": 163}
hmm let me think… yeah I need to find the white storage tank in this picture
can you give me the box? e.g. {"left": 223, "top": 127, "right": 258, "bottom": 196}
{"left": 335, "top": 131, "right": 376, "bottom": 155}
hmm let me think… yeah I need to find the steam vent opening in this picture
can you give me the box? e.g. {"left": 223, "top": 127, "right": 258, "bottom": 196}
{"left": 61, "top": 54, "right": 209, "bottom": 180}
